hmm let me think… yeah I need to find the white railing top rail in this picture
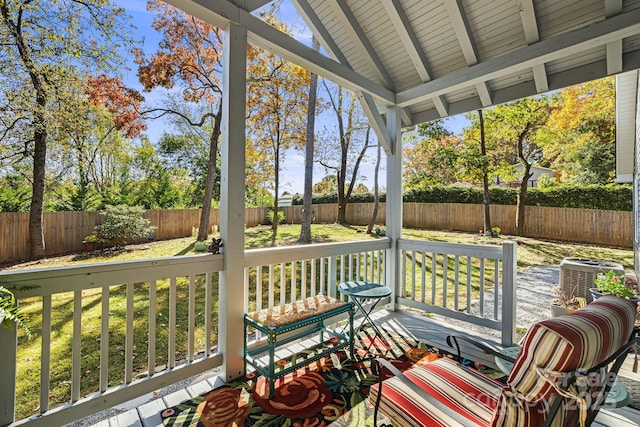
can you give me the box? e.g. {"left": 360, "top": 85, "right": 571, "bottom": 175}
{"left": 0, "top": 254, "right": 224, "bottom": 297}
{"left": 398, "top": 238, "right": 506, "bottom": 260}
{"left": 243, "top": 238, "right": 391, "bottom": 268}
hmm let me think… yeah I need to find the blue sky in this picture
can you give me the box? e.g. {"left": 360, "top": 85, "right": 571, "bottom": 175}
{"left": 114, "top": 0, "right": 470, "bottom": 195}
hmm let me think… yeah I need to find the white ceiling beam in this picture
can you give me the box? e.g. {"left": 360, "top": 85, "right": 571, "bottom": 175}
{"left": 383, "top": 0, "right": 432, "bottom": 81}
{"left": 397, "top": 8, "right": 640, "bottom": 107}
{"left": 234, "top": 0, "right": 272, "bottom": 12}
{"left": 443, "top": 0, "right": 492, "bottom": 107}
{"left": 605, "top": 0, "right": 624, "bottom": 75}
{"left": 292, "top": 0, "right": 392, "bottom": 152}
{"left": 409, "top": 49, "right": 640, "bottom": 125}
{"left": 518, "top": 0, "right": 548, "bottom": 93}
{"left": 443, "top": 0, "right": 477, "bottom": 65}
{"left": 607, "top": 41, "right": 623, "bottom": 74}
{"left": 383, "top": 0, "right": 452, "bottom": 115}
{"left": 166, "top": 0, "right": 395, "bottom": 105}
{"left": 532, "top": 63, "right": 549, "bottom": 92}
{"left": 605, "top": 0, "right": 623, "bottom": 17}
{"left": 326, "top": 0, "right": 395, "bottom": 88}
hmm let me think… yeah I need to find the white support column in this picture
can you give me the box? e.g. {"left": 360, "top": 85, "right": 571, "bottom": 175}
{"left": 220, "top": 22, "right": 247, "bottom": 381}
{"left": 385, "top": 106, "right": 402, "bottom": 311}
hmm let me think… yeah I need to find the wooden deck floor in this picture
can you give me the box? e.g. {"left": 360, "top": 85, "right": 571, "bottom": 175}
{"left": 82, "top": 309, "right": 640, "bottom": 427}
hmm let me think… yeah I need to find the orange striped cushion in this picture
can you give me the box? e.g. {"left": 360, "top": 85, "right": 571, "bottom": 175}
{"left": 491, "top": 295, "right": 637, "bottom": 426}
{"left": 370, "top": 357, "right": 501, "bottom": 427}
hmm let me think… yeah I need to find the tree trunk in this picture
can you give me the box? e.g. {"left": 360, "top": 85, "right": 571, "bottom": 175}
{"left": 197, "top": 108, "right": 222, "bottom": 242}
{"left": 367, "top": 142, "right": 381, "bottom": 235}
{"left": 478, "top": 109, "right": 492, "bottom": 234}
{"left": 515, "top": 127, "right": 533, "bottom": 236}
{"left": 299, "top": 37, "right": 319, "bottom": 244}
{"left": 29, "top": 116, "right": 47, "bottom": 259}
{"left": 272, "top": 147, "right": 280, "bottom": 234}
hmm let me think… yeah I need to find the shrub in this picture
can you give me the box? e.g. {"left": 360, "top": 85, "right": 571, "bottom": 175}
{"left": 96, "top": 205, "right": 156, "bottom": 248}
{"left": 267, "top": 209, "right": 285, "bottom": 225}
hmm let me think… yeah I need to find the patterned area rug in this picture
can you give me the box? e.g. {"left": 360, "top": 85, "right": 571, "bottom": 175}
{"left": 161, "top": 326, "right": 504, "bottom": 426}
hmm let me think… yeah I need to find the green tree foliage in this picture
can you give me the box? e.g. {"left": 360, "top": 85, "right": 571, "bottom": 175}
{"left": 404, "top": 122, "right": 462, "bottom": 188}
{"left": 0, "top": 0, "right": 134, "bottom": 258}
{"left": 247, "top": 9, "right": 310, "bottom": 235}
{"left": 136, "top": 0, "right": 224, "bottom": 241}
{"left": 543, "top": 78, "right": 616, "bottom": 184}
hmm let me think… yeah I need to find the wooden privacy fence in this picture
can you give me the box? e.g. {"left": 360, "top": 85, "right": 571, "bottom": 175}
{"left": 0, "top": 203, "right": 631, "bottom": 263}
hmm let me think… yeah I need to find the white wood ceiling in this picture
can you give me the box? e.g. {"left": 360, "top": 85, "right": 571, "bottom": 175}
{"left": 169, "top": 0, "right": 640, "bottom": 129}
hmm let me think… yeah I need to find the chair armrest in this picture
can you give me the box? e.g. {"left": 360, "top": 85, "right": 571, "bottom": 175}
{"left": 447, "top": 335, "right": 517, "bottom": 364}
{"left": 372, "top": 358, "right": 482, "bottom": 427}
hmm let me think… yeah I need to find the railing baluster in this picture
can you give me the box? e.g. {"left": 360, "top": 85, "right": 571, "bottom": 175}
{"left": 442, "top": 255, "right": 448, "bottom": 308}
{"left": 320, "top": 257, "right": 325, "bottom": 295}
{"left": 339, "top": 255, "right": 345, "bottom": 284}
{"left": 431, "top": 253, "right": 436, "bottom": 304}
{"left": 169, "top": 277, "right": 177, "bottom": 369}
{"left": 454, "top": 256, "right": 460, "bottom": 311}
{"left": 301, "top": 260, "right": 307, "bottom": 299}
{"left": 401, "top": 249, "right": 407, "bottom": 299}
{"left": 149, "top": 279, "right": 157, "bottom": 374}
{"left": 348, "top": 254, "right": 353, "bottom": 281}
{"left": 291, "top": 261, "right": 297, "bottom": 303}
{"left": 126, "top": 283, "right": 134, "bottom": 384}
{"left": 280, "top": 263, "right": 286, "bottom": 306}
{"left": 100, "top": 286, "right": 109, "bottom": 391}
{"left": 466, "top": 257, "right": 472, "bottom": 313}
{"left": 328, "top": 256, "right": 337, "bottom": 298}
{"left": 188, "top": 275, "right": 195, "bottom": 362}
{"left": 421, "top": 251, "right": 426, "bottom": 303}
{"left": 356, "top": 252, "right": 361, "bottom": 281}
{"left": 494, "top": 259, "right": 500, "bottom": 320}
{"left": 411, "top": 250, "right": 416, "bottom": 301}
{"left": 205, "top": 273, "right": 211, "bottom": 356}
{"left": 269, "top": 265, "right": 275, "bottom": 308}
{"left": 479, "top": 258, "right": 485, "bottom": 316}
{"left": 256, "top": 266, "right": 263, "bottom": 311}
{"left": 40, "top": 295, "right": 52, "bottom": 413}
{"left": 72, "top": 290, "right": 82, "bottom": 402}
{"left": 311, "top": 259, "right": 316, "bottom": 296}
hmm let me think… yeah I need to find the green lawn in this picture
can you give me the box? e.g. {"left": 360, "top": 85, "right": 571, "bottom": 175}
{"left": 4, "top": 224, "right": 633, "bottom": 271}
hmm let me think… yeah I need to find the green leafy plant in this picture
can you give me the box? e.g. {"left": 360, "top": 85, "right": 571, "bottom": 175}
{"left": 594, "top": 270, "right": 634, "bottom": 298}
{"left": 96, "top": 205, "right": 156, "bottom": 248}
{"left": 83, "top": 230, "right": 105, "bottom": 243}
{"left": 267, "top": 209, "right": 285, "bottom": 225}
{"left": 0, "top": 286, "right": 31, "bottom": 338}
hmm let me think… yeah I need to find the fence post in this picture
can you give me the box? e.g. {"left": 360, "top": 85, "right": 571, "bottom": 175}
{"left": 501, "top": 241, "right": 517, "bottom": 346}
{"left": 0, "top": 322, "right": 17, "bottom": 425}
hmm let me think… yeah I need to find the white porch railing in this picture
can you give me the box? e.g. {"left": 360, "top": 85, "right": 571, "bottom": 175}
{"left": 397, "top": 239, "right": 517, "bottom": 346}
{"left": 243, "top": 239, "right": 391, "bottom": 314}
{"left": 0, "top": 255, "right": 224, "bottom": 427}
{"left": 0, "top": 237, "right": 517, "bottom": 426}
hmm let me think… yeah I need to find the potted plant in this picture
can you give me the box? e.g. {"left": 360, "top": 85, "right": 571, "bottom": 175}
{"left": 82, "top": 230, "right": 105, "bottom": 252}
{"left": 551, "top": 284, "right": 584, "bottom": 317}
{"left": 590, "top": 270, "right": 639, "bottom": 301}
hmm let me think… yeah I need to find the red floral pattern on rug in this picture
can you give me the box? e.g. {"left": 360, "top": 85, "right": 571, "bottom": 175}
{"left": 160, "top": 327, "right": 504, "bottom": 426}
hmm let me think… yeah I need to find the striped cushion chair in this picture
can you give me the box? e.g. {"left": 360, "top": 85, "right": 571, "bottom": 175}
{"left": 370, "top": 295, "right": 638, "bottom": 427}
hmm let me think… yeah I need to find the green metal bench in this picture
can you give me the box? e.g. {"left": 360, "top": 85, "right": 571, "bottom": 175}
{"left": 244, "top": 295, "right": 354, "bottom": 397}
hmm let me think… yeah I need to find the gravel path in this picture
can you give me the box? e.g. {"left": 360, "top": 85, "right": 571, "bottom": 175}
{"left": 429, "top": 264, "right": 560, "bottom": 341}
